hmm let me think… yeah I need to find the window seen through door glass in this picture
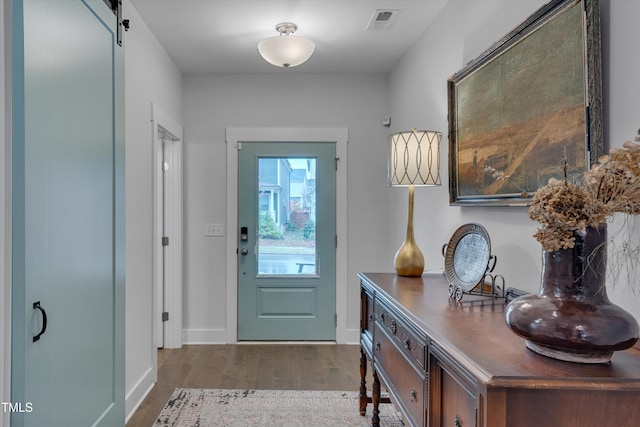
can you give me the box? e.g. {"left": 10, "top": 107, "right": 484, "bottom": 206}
{"left": 257, "top": 157, "right": 317, "bottom": 275}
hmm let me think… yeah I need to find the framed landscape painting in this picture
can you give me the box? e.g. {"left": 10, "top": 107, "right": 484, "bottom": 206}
{"left": 447, "top": 0, "right": 602, "bottom": 206}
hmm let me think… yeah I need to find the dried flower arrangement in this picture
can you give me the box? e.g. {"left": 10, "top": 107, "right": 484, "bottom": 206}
{"left": 529, "top": 131, "right": 640, "bottom": 252}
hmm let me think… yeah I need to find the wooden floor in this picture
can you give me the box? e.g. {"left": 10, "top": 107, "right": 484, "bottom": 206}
{"left": 126, "top": 344, "right": 365, "bottom": 426}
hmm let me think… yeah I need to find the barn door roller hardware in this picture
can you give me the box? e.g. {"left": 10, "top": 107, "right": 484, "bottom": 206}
{"left": 103, "top": 0, "right": 130, "bottom": 46}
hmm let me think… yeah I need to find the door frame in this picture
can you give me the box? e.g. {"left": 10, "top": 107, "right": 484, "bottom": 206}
{"left": 152, "top": 103, "right": 183, "bottom": 349}
{"left": 225, "top": 127, "right": 349, "bottom": 344}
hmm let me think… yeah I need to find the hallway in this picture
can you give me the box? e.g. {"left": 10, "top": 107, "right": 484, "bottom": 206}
{"left": 126, "top": 344, "right": 363, "bottom": 426}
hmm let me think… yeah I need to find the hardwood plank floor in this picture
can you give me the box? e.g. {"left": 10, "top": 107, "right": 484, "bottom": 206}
{"left": 126, "top": 344, "right": 366, "bottom": 426}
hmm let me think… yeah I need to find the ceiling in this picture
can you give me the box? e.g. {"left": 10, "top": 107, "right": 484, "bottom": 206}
{"left": 128, "top": 0, "right": 448, "bottom": 75}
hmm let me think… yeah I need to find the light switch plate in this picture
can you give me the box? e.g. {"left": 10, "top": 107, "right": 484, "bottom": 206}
{"left": 205, "top": 223, "right": 224, "bottom": 237}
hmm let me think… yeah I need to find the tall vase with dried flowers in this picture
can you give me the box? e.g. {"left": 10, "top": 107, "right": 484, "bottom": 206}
{"left": 505, "top": 136, "right": 640, "bottom": 363}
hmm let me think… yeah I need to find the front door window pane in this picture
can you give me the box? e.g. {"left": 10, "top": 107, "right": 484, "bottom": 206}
{"left": 257, "top": 157, "right": 317, "bottom": 275}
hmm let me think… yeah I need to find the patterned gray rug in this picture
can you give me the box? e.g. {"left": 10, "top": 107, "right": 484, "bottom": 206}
{"left": 153, "top": 388, "right": 404, "bottom": 427}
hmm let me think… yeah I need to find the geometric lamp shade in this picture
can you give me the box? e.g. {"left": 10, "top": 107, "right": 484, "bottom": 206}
{"left": 387, "top": 129, "right": 442, "bottom": 187}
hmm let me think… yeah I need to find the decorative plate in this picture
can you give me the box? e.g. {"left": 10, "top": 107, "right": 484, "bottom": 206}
{"left": 444, "top": 223, "right": 494, "bottom": 296}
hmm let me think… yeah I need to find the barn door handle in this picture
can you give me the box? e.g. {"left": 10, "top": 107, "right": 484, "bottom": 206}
{"left": 33, "top": 301, "right": 48, "bottom": 342}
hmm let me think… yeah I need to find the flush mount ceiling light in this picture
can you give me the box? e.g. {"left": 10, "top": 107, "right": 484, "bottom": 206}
{"left": 257, "top": 22, "right": 315, "bottom": 68}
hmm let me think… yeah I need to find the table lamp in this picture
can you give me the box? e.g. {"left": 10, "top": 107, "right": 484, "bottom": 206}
{"left": 387, "top": 129, "right": 442, "bottom": 277}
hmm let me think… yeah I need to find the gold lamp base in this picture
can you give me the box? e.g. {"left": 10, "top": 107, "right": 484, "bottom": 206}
{"left": 394, "top": 185, "right": 424, "bottom": 277}
{"left": 394, "top": 240, "right": 424, "bottom": 277}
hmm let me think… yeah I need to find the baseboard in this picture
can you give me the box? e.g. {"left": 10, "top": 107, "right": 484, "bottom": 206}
{"left": 182, "top": 328, "right": 360, "bottom": 345}
{"left": 182, "top": 328, "right": 228, "bottom": 344}
{"left": 125, "top": 366, "right": 156, "bottom": 422}
{"left": 344, "top": 328, "right": 361, "bottom": 345}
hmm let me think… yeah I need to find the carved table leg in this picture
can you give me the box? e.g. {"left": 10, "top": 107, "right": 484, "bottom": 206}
{"left": 359, "top": 347, "right": 368, "bottom": 416}
{"left": 372, "top": 368, "right": 381, "bottom": 427}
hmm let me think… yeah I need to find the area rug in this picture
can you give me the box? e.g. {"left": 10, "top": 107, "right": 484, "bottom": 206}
{"left": 153, "top": 388, "right": 404, "bottom": 427}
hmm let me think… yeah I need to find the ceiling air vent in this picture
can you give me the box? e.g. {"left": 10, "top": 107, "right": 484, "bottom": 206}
{"left": 365, "top": 9, "right": 399, "bottom": 31}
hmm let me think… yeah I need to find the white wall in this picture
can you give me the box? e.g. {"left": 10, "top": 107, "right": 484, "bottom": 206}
{"left": 389, "top": 0, "right": 640, "bottom": 321}
{"left": 123, "top": 2, "right": 183, "bottom": 420}
{"left": 182, "top": 73, "right": 391, "bottom": 342}
{"left": 601, "top": 0, "right": 640, "bottom": 317}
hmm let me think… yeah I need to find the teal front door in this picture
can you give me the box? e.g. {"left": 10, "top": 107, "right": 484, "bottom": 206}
{"left": 11, "top": 0, "right": 125, "bottom": 425}
{"left": 238, "top": 142, "right": 336, "bottom": 340}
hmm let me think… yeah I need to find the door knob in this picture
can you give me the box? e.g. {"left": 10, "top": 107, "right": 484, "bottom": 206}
{"left": 240, "top": 248, "right": 249, "bottom": 255}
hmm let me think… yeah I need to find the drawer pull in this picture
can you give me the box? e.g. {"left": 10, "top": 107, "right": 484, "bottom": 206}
{"left": 375, "top": 342, "right": 381, "bottom": 351}
{"left": 391, "top": 320, "right": 397, "bottom": 334}
{"left": 454, "top": 415, "right": 462, "bottom": 427}
{"left": 404, "top": 339, "right": 411, "bottom": 350}
{"left": 410, "top": 390, "right": 417, "bottom": 402}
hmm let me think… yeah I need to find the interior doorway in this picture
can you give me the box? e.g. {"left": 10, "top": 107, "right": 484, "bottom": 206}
{"left": 152, "top": 103, "right": 183, "bottom": 349}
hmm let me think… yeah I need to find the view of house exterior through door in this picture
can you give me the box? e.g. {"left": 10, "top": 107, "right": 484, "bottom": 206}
{"left": 237, "top": 142, "right": 336, "bottom": 340}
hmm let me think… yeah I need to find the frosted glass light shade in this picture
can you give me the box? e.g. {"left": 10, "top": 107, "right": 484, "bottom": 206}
{"left": 387, "top": 129, "right": 442, "bottom": 186}
{"left": 258, "top": 35, "right": 316, "bottom": 68}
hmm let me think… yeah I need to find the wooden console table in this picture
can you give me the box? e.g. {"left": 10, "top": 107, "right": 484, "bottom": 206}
{"left": 358, "top": 272, "right": 640, "bottom": 427}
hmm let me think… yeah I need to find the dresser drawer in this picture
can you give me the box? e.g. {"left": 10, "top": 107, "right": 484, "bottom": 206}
{"left": 374, "top": 297, "right": 426, "bottom": 370}
{"left": 361, "top": 285, "right": 374, "bottom": 339}
{"left": 440, "top": 367, "right": 476, "bottom": 427}
{"left": 429, "top": 346, "right": 477, "bottom": 427}
{"left": 374, "top": 323, "right": 426, "bottom": 427}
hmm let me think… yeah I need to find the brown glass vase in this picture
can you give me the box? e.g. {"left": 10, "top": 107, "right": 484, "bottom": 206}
{"left": 505, "top": 223, "right": 639, "bottom": 363}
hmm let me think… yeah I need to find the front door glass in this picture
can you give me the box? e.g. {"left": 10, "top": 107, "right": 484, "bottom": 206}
{"left": 257, "top": 158, "right": 317, "bottom": 276}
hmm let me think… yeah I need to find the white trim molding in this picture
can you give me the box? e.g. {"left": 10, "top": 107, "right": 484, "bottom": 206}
{"left": 124, "top": 366, "right": 155, "bottom": 423}
{"left": 152, "top": 103, "right": 184, "bottom": 350}
{"left": 182, "top": 328, "right": 228, "bottom": 345}
{"left": 225, "top": 127, "right": 349, "bottom": 344}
